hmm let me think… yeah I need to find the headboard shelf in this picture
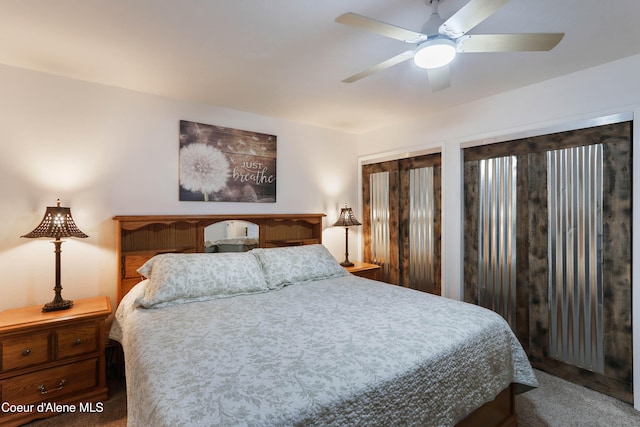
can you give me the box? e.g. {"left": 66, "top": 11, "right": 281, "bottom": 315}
{"left": 266, "top": 238, "right": 320, "bottom": 246}
{"left": 113, "top": 213, "right": 325, "bottom": 302}
{"left": 124, "top": 246, "right": 196, "bottom": 256}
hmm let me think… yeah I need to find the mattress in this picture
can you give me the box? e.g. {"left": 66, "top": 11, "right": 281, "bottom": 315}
{"left": 111, "top": 274, "right": 537, "bottom": 427}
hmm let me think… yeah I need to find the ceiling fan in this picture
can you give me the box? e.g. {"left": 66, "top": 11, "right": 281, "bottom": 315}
{"left": 335, "top": 0, "right": 564, "bottom": 91}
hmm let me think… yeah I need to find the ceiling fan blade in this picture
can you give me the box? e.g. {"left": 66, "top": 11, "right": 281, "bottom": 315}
{"left": 427, "top": 65, "right": 451, "bottom": 92}
{"left": 439, "top": 0, "right": 511, "bottom": 38}
{"left": 336, "top": 12, "right": 428, "bottom": 44}
{"left": 457, "top": 33, "right": 565, "bottom": 52}
{"left": 342, "top": 50, "right": 414, "bottom": 83}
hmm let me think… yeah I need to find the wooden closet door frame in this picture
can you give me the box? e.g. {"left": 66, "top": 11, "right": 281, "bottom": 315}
{"left": 362, "top": 154, "right": 441, "bottom": 294}
{"left": 362, "top": 160, "right": 400, "bottom": 285}
{"left": 463, "top": 120, "right": 633, "bottom": 403}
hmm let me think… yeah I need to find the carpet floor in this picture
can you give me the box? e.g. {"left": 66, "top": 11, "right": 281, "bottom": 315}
{"left": 517, "top": 370, "right": 640, "bottom": 427}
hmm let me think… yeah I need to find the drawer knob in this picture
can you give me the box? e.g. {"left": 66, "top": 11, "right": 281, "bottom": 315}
{"left": 73, "top": 338, "right": 82, "bottom": 345}
{"left": 21, "top": 348, "right": 31, "bottom": 357}
{"left": 38, "top": 379, "right": 66, "bottom": 395}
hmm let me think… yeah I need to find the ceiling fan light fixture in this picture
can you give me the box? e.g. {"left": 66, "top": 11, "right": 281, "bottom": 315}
{"left": 413, "top": 38, "right": 456, "bottom": 69}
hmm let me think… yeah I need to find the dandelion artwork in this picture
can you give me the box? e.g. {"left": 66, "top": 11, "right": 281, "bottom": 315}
{"left": 179, "top": 120, "right": 277, "bottom": 202}
{"left": 179, "top": 143, "right": 230, "bottom": 201}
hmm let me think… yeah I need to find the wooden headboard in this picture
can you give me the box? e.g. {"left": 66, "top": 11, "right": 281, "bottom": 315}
{"left": 113, "top": 213, "right": 325, "bottom": 303}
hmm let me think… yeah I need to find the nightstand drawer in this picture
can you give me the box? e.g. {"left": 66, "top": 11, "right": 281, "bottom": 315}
{"left": 1, "top": 332, "right": 50, "bottom": 372}
{"left": 0, "top": 358, "right": 98, "bottom": 406}
{"left": 56, "top": 323, "right": 99, "bottom": 359}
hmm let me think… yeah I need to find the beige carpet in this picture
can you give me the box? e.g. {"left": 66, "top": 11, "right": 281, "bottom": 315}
{"left": 25, "top": 369, "right": 640, "bottom": 426}
{"left": 517, "top": 370, "right": 640, "bottom": 427}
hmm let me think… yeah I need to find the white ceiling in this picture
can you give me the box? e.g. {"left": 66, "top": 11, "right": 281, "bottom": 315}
{"left": 1, "top": 0, "right": 639, "bottom": 134}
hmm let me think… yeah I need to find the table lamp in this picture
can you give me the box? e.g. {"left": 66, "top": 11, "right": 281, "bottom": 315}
{"left": 333, "top": 204, "right": 361, "bottom": 267}
{"left": 21, "top": 199, "right": 88, "bottom": 312}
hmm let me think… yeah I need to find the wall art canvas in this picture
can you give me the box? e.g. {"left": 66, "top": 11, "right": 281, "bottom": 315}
{"left": 179, "top": 120, "right": 276, "bottom": 202}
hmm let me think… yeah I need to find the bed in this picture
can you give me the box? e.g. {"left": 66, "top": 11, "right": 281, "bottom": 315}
{"left": 110, "top": 244, "right": 537, "bottom": 427}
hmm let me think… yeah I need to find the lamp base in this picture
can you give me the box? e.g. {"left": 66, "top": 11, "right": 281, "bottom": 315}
{"left": 42, "top": 299, "right": 73, "bottom": 312}
{"left": 340, "top": 261, "right": 354, "bottom": 267}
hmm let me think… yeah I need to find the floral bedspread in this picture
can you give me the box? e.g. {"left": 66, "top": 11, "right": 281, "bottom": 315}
{"left": 112, "top": 275, "right": 537, "bottom": 427}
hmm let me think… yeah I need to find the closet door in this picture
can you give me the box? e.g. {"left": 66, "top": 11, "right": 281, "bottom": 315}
{"left": 362, "top": 154, "right": 441, "bottom": 294}
{"left": 363, "top": 160, "right": 399, "bottom": 284}
{"left": 463, "top": 120, "right": 632, "bottom": 403}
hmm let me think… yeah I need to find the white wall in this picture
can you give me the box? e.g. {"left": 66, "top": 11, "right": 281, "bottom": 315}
{"left": 357, "top": 53, "right": 640, "bottom": 410}
{"left": 0, "top": 64, "right": 359, "bottom": 311}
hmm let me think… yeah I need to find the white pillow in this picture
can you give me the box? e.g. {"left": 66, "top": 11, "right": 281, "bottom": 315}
{"left": 251, "top": 244, "right": 348, "bottom": 288}
{"left": 135, "top": 253, "right": 269, "bottom": 308}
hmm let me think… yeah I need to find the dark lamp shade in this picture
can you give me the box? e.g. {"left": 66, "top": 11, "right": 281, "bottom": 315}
{"left": 333, "top": 207, "right": 361, "bottom": 228}
{"left": 22, "top": 200, "right": 88, "bottom": 239}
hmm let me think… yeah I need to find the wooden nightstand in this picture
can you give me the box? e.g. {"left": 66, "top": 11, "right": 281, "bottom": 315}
{"left": 344, "top": 262, "right": 381, "bottom": 280}
{"left": 0, "top": 296, "right": 112, "bottom": 426}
